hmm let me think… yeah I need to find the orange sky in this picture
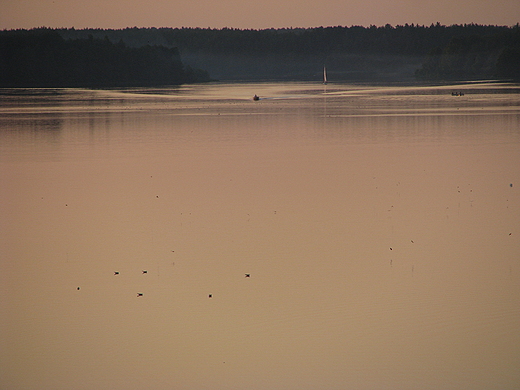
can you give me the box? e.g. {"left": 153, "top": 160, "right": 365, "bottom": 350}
{"left": 1, "top": 0, "right": 519, "bottom": 29}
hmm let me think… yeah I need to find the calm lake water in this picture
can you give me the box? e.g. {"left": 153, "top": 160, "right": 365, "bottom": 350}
{"left": 1, "top": 81, "right": 519, "bottom": 390}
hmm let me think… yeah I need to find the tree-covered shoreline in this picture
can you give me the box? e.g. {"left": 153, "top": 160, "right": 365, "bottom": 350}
{"left": 56, "top": 23, "right": 520, "bottom": 81}
{"left": 0, "top": 30, "right": 211, "bottom": 88}
{"left": 1, "top": 24, "right": 519, "bottom": 86}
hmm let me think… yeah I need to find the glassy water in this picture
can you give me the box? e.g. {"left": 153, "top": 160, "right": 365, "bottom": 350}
{"left": 1, "top": 82, "right": 520, "bottom": 390}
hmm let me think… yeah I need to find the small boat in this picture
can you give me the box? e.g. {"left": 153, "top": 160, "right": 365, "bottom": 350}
{"left": 253, "top": 95, "right": 260, "bottom": 101}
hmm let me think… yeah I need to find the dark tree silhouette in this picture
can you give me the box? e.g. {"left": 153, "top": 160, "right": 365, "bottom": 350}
{"left": 0, "top": 29, "right": 211, "bottom": 87}
{"left": 2, "top": 24, "right": 519, "bottom": 84}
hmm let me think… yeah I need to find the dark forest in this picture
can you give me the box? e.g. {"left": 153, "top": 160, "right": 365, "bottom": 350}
{"left": 1, "top": 23, "right": 519, "bottom": 86}
{"left": 0, "top": 30, "right": 211, "bottom": 87}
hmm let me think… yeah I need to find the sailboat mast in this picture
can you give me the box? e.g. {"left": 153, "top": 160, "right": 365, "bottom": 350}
{"left": 323, "top": 67, "right": 327, "bottom": 84}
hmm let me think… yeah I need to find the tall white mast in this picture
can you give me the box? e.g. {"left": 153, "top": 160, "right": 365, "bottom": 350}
{"left": 323, "top": 67, "right": 327, "bottom": 84}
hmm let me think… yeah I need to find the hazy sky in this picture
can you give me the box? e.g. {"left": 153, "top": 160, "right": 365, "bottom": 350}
{"left": 1, "top": 0, "right": 519, "bottom": 30}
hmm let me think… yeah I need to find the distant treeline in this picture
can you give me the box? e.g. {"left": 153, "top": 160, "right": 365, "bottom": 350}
{"left": 0, "top": 30, "right": 211, "bottom": 87}
{"left": 55, "top": 24, "right": 520, "bottom": 81}
{"left": 1, "top": 24, "right": 519, "bottom": 85}
{"left": 415, "top": 27, "right": 520, "bottom": 80}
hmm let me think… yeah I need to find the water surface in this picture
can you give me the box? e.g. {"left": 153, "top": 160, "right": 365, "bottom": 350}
{"left": 1, "top": 82, "right": 519, "bottom": 390}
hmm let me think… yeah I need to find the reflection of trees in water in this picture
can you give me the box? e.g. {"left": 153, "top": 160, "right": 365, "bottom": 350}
{"left": 0, "top": 116, "right": 63, "bottom": 158}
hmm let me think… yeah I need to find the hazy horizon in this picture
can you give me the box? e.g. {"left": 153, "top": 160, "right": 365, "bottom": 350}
{"left": 1, "top": 0, "right": 519, "bottom": 31}
{"left": 2, "top": 22, "right": 520, "bottom": 31}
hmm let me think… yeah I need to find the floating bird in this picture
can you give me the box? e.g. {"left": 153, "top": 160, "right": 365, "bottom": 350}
{"left": 208, "top": 294, "right": 212, "bottom": 298}
{"left": 137, "top": 293, "right": 143, "bottom": 297}
{"left": 390, "top": 247, "right": 393, "bottom": 251}
{"left": 245, "top": 274, "right": 251, "bottom": 278}
{"left": 77, "top": 287, "right": 80, "bottom": 290}
{"left": 142, "top": 270, "right": 148, "bottom": 274}
{"left": 114, "top": 271, "right": 120, "bottom": 275}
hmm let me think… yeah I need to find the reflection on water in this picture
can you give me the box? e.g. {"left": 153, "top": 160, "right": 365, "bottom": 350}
{"left": 1, "top": 82, "right": 520, "bottom": 390}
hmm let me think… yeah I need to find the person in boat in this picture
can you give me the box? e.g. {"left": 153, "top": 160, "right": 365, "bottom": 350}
{"left": 253, "top": 95, "right": 259, "bottom": 101}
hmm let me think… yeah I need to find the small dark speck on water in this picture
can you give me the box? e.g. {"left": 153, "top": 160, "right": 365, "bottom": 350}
{"left": 209, "top": 294, "right": 212, "bottom": 298}
{"left": 390, "top": 247, "right": 393, "bottom": 250}
{"left": 142, "top": 270, "right": 148, "bottom": 274}
{"left": 510, "top": 183, "right": 513, "bottom": 187}
{"left": 77, "top": 287, "right": 80, "bottom": 290}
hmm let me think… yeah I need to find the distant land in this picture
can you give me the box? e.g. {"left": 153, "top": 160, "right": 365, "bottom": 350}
{"left": 1, "top": 24, "right": 519, "bottom": 87}
{"left": 0, "top": 30, "right": 211, "bottom": 87}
